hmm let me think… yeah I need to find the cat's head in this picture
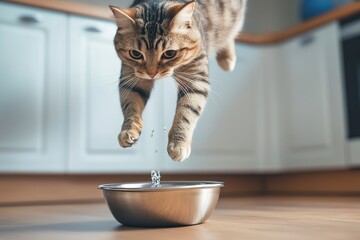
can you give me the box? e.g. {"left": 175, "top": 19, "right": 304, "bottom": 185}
{"left": 110, "top": 1, "right": 201, "bottom": 80}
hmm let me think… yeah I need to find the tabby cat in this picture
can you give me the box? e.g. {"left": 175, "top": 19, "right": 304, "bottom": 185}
{"left": 110, "top": 0, "right": 247, "bottom": 161}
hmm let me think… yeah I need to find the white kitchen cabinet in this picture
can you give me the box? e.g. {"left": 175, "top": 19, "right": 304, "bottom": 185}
{"left": 161, "top": 45, "right": 273, "bottom": 172}
{"left": 0, "top": 3, "right": 66, "bottom": 172}
{"left": 68, "top": 16, "right": 160, "bottom": 173}
{"left": 277, "top": 22, "right": 346, "bottom": 170}
{"left": 0, "top": 2, "right": 349, "bottom": 173}
{"left": 349, "top": 141, "right": 360, "bottom": 166}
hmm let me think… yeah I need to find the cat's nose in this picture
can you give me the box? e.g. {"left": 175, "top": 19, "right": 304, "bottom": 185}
{"left": 147, "top": 71, "right": 158, "bottom": 79}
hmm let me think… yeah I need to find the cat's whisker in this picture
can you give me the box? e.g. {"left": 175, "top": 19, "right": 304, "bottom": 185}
{"left": 176, "top": 80, "right": 192, "bottom": 102}
{"left": 125, "top": 77, "right": 141, "bottom": 99}
{"left": 186, "top": 80, "right": 218, "bottom": 105}
{"left": 84, "top": 74, "right": 129, "bottom": 95}
{"left": 185, "top": 78, "right": 220, "bottom": 101}
{"left": 169, "top": 79, "right": 177, "bottom": 93}
{"left": 104, "top": 79, "right": 122, "bottom": 85}
{"left": 206, "top": 77, "right": 225, "bottom": 97}
{"left": 177, "top": 75, "right": 209, "bottom": 91}
{"left": 176, "top": 74, "right": 211, "bottom": 97}
{"left": 176, "top": 74, "right": 222, "bottom": 105}
{"left": 122, "top": 83, "right": 138, "bottom": 100}
{"left": 121, "top": 78, "right": 136, "bottom": 90}
{"left": 169, "top": 79, "right": 181, "bottom": 103}
{"left": 120, "top": 75, "right": 140, "bottom": 100}
{"left": 120, "top": 75, "right": 137, "bottom": 85}
{"left": 207, "top": 76, "right": 221, "bottom": 82}
{"left": 177, "top": 78, "right": 196, "bottom": 96}
{"left": 121, "top": 74, "right": 137, "bottom": 84}
{"left": 179, "top": 79, "right": 195, "bottom": 101}
{"left": 175, "top": 75, "right": 220, "bottom": 106}
{"left": 120, "top": 77, "right": 135, "bottom": 94}
{"left": 177, "top": 79, "right": 194, "bottom": 103}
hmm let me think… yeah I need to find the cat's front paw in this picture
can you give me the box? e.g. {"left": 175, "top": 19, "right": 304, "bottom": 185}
{"left": 118, "top": 128, "right": 140, "bottom": 148}
{"left": 167, "top": 141, "right": 191, "bottom": 162}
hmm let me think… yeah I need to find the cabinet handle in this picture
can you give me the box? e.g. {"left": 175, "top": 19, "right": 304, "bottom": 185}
{"left": 300, "top": 35, "right": 315, "bottom": 46}
{"left": 84, "top": 26, "right": 102, "bottom": 33}
{"left": 18, "top": 15, "right": 40, "bottom": 24}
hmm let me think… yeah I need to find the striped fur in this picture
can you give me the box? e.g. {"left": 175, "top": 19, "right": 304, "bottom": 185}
{"left": 110, "top": 0, "right": 247, "bottom": 161}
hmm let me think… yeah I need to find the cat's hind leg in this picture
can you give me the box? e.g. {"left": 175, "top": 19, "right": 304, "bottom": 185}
{"left": 216, "top": 40, "right": 237, "bottom": 72}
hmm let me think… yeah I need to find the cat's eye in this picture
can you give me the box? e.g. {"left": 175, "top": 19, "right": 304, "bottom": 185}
{"left": 162, "top": 50, "right": 177, "bottom": 59}
{"left": 129, "top": 50, "right": 143, "bottom": 59}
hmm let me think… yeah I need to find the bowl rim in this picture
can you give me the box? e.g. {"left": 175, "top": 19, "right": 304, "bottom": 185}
{"left": 98, "top": 181, "right": 224, "bottom": 192}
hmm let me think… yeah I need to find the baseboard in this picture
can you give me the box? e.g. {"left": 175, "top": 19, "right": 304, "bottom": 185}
{"left": 265, "top": 169, "right": 360, "bottom": 195}
{"left": 1, "top": 170, "right": 360, "bottom": 205}
{"left": 0, "top": 174, "right": 264, "bottom": 205}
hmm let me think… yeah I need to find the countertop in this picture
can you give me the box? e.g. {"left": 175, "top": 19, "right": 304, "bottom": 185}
{"left": 236, "top": 3, "right": 360, "bottom": 44}
{"left": 1, "top": 197, "right": 360, "bottom": 240}
{"left": 3, "top": 0, "right": 360, "bottom": 44}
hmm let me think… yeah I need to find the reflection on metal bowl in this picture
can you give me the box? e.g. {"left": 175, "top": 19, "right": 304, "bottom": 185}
{"left": 98, "top": 181, "right": 224, "bottom": 227}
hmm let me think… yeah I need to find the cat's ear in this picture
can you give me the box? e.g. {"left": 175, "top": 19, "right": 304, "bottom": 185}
{"left": 109, "top": 6, "right": 136, "bottom": 31}
{"left": 169, "top": 1, "right": 196, "bottom": 33}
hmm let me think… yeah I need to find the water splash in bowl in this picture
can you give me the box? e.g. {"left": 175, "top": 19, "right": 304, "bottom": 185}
{"left": 151, "top": 170, "right": 161, "bottom": 187}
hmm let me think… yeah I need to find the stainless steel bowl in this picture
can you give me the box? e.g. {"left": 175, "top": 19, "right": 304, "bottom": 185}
{"left": 98, "top": 181, "right": 224, "bottom": 227}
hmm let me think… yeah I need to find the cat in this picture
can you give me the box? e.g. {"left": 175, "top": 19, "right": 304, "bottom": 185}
{"left": 110, "top": 0, "right": 247, "bottom": 162}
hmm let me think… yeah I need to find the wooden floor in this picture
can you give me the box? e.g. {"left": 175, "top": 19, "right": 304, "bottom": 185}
{"left": 1, "top": 197, "right": 360, "bottom": 240}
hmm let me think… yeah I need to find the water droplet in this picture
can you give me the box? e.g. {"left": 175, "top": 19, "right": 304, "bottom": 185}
{"left": 163, "top": 126, "right": 167, "bottom": 132}
{"left": 150, "top": 130, "right": 155, "bottom": 138}
{"left": 151, "top": 169, "right": 161, "bottom": 187}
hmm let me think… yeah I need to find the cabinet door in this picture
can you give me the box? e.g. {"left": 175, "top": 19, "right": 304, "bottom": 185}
{"left": 349, "top": 140, "right": 360, "bottom": 166}
{"left": 0, "top": 3, "right": 66, "bottom": 172}
{"left": 162, "top": 45, "right": 267, "bottom": 172}
{"left": 278, "top": 22, "right": 346, "bottom": 170}
{"left": 68, "top": 16, "right": 159, "bottom": 173}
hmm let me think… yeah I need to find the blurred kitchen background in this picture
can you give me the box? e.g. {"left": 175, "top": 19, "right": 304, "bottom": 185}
{"left": 1, "top": 0, "right": 360, "bottom": 204}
